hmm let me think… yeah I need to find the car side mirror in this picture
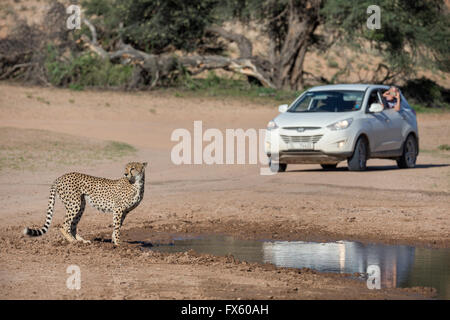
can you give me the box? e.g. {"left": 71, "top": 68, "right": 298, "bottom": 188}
{"left": 278, "top": 104, "right": 288, "bottom": 113}
{"left": 369, "top": 103, "right": 383, "bottom": 113}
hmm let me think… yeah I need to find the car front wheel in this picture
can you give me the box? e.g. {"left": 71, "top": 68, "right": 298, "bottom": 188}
{"left": 321, "top": 164, "right": 338, "bottom": 170}
{"left": 397, "top": 135, "right": 417, "bottom": 169}
{"left": 347, "top": 137, "right": 368, "bottom": 171}
{"left": 269, "top": 158, "right": 287, "bottom": 172}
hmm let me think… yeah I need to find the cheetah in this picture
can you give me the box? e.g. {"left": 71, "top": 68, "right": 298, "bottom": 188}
{"left": 24, "top": 162, "right": 147, "bottom": 246}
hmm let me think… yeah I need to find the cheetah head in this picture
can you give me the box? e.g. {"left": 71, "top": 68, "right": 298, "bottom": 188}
{"left": 124, "top": 162, "right": 148, "bottom": 183}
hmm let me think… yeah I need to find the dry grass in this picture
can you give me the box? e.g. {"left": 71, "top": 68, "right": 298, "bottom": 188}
{"left": 0, "top": 127, "right": 136, "bottom": 171}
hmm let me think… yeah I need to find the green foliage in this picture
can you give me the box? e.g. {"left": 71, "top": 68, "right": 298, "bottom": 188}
{"left": 321, "top": 0, "right": 450, "bottom": 74}
{"left": 327, "top": 59, "right": 339, "bottom": 68}
{"left": 410, "top": 104, "right": 450, "bottom": 113}
{"left": 175, "top": 71, "right": 301, "bottom": 103}
{"left": 174, "top": 72, "right": 446, "bottom": 110}
{"left": 438, "top": 144, "right": 450, "bottom": 151}
{"left": 45, "top": 45, "right": 132, "bottom": 89}
{"left": 401, "top": 77, "right": 450, "bottom": 108}
{"left": 40, "top": 1, "right": 449, "bottom": 92}
{"left": 83, "top": 0, "right": 219, "bottom": 53}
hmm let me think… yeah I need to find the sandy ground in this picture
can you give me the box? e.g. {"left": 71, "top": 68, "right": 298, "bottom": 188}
{"left": 0, "top": 83, "right": 449, "bottom": 299}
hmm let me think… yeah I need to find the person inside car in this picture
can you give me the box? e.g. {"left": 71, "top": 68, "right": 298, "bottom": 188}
{"left": 382, "top": 86, "right": 401, "bottom": 111}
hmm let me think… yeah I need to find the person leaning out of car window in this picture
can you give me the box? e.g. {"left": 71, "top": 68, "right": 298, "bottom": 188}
{"left": 382, "top": 86, "right": 401, "bottom": 112}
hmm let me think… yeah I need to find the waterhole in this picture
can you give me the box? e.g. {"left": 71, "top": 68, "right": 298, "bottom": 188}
{"left": 148, "top": 235, "right": 450, "bottom": 299}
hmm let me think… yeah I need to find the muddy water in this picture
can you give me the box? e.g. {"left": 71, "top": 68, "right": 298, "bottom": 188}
{"left": 149, "top": 235, "right": 450, "bottom": 299}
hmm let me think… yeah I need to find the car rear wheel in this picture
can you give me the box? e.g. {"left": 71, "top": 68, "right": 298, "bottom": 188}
{"left": 320, "top": 164, "right": 338, "bottom": 170}
{"left": 347, "top": 137, "right": 368, "bottom": 171}
{"left": 397, "top": 135, "right": 417, "bottom": 169}
{"left": 269, "top": 158, "right": 287, "bottom": 172}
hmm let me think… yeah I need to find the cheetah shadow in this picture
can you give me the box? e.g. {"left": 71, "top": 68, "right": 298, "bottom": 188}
{"left": 93, "top": 237, "right": 153, "bottom": 248}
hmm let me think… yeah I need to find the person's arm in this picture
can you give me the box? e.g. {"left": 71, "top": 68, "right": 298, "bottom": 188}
{"left": 394, "top": 92, "right": 401, "bottom": 111}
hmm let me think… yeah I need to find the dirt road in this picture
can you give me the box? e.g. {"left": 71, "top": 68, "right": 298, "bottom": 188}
{"left": 0, "top": 83, "right": 448, "bottom": 299}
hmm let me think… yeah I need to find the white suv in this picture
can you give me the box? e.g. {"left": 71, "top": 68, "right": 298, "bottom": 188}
{"left": 265, "top": 84, "right": 419, "bottom": 171}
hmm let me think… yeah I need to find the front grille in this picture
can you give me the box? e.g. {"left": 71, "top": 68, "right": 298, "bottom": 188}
{"left": 282, "top": 126, "right": 321, "bottom": 131}
{"left": 280, "top": 135, "right": 323, "bottom": 144}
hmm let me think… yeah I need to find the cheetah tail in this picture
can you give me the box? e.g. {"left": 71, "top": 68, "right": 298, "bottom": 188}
{"left": 23, "top": 184, "right": 57, "bottom": 237}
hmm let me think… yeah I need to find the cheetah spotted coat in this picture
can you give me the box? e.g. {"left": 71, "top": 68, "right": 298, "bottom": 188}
{"left": 24, "top": 162, "right": 147, "bottom": 246}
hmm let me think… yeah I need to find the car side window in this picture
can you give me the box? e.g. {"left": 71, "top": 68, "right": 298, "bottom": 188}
{"left": 366, "top": 89, "right": 382, "bottom": 111}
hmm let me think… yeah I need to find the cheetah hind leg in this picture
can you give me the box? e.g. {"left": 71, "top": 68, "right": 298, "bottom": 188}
{"left": 59, "top": 227, "right": 76, "bottom": 242}
{"left": 60, "top": 198, "right": 89, "bottom": 243}
{"left": 73, "top": 196, "right": 91, "bottom": 244}
{"left": 59, "top": 227, "right": 90, "bottom": 244}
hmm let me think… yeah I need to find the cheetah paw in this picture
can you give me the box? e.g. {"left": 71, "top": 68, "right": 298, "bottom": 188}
{"left": 75, "top": 234, "right": 91, "bottom": 244}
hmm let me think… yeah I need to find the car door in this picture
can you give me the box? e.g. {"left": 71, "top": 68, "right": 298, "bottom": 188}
{"left": 382, "top": 108, "right": 404, "bottom": 150}
{"left": 398, "top": 94, "right": 417, "bottom": 131}
{"left": 374, "top": 89, "right": 408, "bottom": 151}
{"left": 365, "top": 89, "right": 393, "bottom": 152}
{"left": 381, "top": 93, "right": 416, "bottom": 151}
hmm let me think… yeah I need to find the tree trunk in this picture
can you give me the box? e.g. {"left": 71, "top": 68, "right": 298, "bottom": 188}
{"left": 272, "top": 0, "right": 321, "bottom": 90}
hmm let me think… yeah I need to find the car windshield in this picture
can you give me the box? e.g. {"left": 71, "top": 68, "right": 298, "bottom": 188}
{"left": 288, "top": 90, "right": 365, "bottom": 113}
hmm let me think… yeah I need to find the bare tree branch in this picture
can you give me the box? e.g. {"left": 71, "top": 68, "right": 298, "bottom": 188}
{"left": 205, "top": 25, "right": 253, "bottom": 59}
{"left": 109, "top": 44, "right": 155, "bottom": 61}
{"left": 80, "top": 19, "right": 110, "bottom": 60}
{"left": 0, "top": 62, "right": 35, "bottom": 80}
{"left": 180, "top": 55, "right": 275, "bottom": 88}
{"left": 82, "top": 18, "right": 98, "bottom": 44}
{"left": 79, "top": 19, "right": 276, "bottom": 88}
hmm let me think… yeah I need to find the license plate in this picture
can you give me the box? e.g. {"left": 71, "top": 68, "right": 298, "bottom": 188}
{"left": 290, "top": 142, "right": 314, "bottom": 150}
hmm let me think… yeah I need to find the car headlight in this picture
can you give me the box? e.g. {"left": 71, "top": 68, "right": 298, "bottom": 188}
{"left": 267, "top": 120, "right": 278, "bottom": 130}
{"left": 327, "top": 118, "right": 353, "bottom": 131}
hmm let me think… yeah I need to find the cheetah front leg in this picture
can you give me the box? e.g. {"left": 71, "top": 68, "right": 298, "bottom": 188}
{"left": 112, "top": 209, "right": 125, "bottom": 246}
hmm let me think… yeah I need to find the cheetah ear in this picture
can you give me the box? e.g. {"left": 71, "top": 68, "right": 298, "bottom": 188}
{"left": 143, "top": 162, "right": 148, "bottom": 168}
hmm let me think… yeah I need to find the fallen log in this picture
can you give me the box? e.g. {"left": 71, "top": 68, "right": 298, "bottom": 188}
{"left": 80, "top": 19, "right": 276, "bottom": 89}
